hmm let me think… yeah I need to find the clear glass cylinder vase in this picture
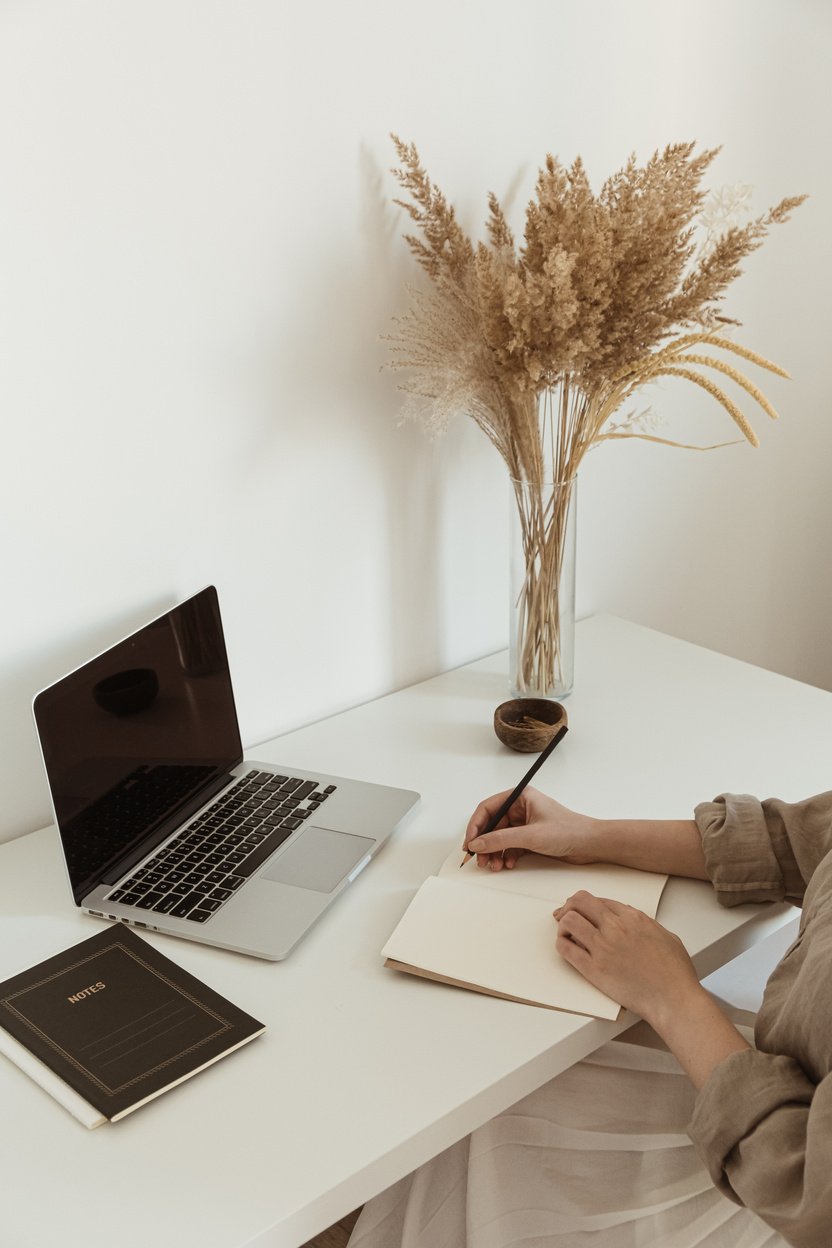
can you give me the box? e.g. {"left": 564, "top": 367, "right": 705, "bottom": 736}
{"left": 509, "top": 476, "right": 577, "bottom": 699}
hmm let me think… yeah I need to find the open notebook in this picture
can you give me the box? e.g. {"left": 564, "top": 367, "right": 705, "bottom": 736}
{"left": 382, "top": 849, "right": 668, "bottom": 1020}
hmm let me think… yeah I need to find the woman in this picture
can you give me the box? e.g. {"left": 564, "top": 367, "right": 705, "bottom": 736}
{"left": 348, "top": 787, "right": 832, "bottom": 1247}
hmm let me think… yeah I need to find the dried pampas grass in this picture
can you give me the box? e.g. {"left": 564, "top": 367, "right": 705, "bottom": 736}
{"left": 386, "top": 136, "right": 804, "bottom": 474}
{"left": 385, "top": 137, "right": 805, "bottom": 695}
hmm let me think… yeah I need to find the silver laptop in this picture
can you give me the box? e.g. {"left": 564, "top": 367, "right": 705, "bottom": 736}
{"left": 33, "top": 586, "right": 419, "bottom": 960}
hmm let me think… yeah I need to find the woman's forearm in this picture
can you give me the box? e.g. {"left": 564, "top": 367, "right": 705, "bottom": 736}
{"left": 584, "top": 817, "right": 710, "bottom": 880}
{"left": 648, "top": 984, "right": 751, "bottom": 1089}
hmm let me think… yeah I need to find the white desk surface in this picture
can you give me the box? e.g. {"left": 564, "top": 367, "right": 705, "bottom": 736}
{"left": 3, "top": 615, "right": 830, "bottom": 1248}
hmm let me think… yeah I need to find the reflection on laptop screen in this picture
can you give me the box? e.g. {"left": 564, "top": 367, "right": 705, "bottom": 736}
{"left": 34, "top": 588, "right": 243, "bottom": 904}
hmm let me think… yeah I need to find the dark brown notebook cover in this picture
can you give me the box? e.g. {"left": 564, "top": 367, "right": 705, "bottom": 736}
{"left": 0, "top": 924, "right": 265, "bottom": 1123}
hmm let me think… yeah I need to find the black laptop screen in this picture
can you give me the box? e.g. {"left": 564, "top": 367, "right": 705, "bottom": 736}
{"left": 33, "top": 587, "right": 244, "bottom": 904}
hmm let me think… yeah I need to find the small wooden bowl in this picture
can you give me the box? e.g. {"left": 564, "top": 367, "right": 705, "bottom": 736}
{"left": 493, "top": 698, "right": 568, "bottom": 752}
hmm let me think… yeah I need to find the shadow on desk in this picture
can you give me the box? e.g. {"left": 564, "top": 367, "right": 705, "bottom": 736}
{"left": 302, "top": 1207, "right": 362, "bottom": 1248}
{"left": 702, "top": 917, "right": 798, "bottom": 1013}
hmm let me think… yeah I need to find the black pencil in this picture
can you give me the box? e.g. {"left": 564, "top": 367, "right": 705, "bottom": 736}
{"left": 460, "top": 723, "right": 569, "bottom": 866}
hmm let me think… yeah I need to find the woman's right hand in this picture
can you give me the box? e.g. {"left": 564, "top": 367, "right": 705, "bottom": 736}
{"left": 463, "top": 787, "right": 598, "bottom": 871}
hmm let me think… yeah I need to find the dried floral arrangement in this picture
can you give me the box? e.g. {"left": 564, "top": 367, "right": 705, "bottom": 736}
{"left": 386, "top": 137, "right": 805, "bottom": 695}
{"left": 387, "top": 136, "right": 804, "bottom": 472}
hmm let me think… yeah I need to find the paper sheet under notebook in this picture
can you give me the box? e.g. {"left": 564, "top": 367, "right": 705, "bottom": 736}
{"left": 382, "top": 848, "right": 668, "bottom": 1020}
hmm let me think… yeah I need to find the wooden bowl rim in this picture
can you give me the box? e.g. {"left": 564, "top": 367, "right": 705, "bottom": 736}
{"left": 494, "top": 698, "right": 567, "bottom": 728}
{"left": 493, "top": 698, "right": 568, "bottom": 751}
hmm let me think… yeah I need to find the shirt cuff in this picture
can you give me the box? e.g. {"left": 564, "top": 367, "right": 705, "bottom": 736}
{"left": 694, "top": 793, "right": 787, "bottom": 906}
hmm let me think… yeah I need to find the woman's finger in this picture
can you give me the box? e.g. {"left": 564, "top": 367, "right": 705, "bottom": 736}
{"left": 465, "top": 825, "right": 527, "bottom": 856}
{"left": 556, "top": 893, "right": 608, "bottom": 923}
{"left": 464, "top": 791, "right": 516, "bottom": 844}
{"left": 555, "top": 909, "right": 597, "bottom": 953}
{"left": 556, "top": 926, "right": 592, "bottom": 972}
{"left": 552, "top": 890, "right": 613, "bottom": 925}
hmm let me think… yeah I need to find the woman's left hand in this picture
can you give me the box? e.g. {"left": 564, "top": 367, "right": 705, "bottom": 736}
{"left": 554, "top": 891, "right": 702, "bottom": 1025}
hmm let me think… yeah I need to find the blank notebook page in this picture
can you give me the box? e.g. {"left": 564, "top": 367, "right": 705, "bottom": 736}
{"left": 382, "top": 850, "right": 668, "bottom": 1020}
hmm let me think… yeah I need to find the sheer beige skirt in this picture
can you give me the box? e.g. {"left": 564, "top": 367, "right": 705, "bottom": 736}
{"left": 348, "top": 1010, "right": 786, "bottom": 1248}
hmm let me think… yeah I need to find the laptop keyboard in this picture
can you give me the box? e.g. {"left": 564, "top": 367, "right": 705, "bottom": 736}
{"left": 105, "top": 769, "right": 337, "bottom": 924}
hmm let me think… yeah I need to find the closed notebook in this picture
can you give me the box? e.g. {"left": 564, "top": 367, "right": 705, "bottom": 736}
{"left": 0, "top": 924, "right": 265, "bottom": 1127}
{"left": 382, "top": 848, "right": 668, "bottom": 1020}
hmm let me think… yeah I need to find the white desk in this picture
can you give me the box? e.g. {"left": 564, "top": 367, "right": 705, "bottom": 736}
{"left": 2, "top": 615, "right": 829, "bottom": 1248}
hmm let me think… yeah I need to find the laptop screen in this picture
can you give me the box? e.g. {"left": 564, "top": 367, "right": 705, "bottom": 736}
{"left": 33, "top": 587, "right": 244, "bottom": 904}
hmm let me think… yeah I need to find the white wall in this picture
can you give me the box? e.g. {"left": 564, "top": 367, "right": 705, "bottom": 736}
{"left": 1, "top": 0, "right": 829, "bottom": 844}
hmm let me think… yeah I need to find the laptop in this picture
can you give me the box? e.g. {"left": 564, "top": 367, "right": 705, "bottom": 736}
{"left": 32, "top": 586, "right": 420, "bottom": 960}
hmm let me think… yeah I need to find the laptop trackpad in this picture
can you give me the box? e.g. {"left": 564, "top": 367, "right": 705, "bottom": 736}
{"left": 261, "top": 826, "right": 374, "bottom": 894}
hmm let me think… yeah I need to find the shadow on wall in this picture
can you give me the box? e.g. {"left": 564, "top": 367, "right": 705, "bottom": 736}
{"left": 354, "top": 142, "right": 527, "bottom": 687}
{"left": 0, "top": 595, "right": 173, "bottom": 845}
{"left": 214, "top": 143, "right": 451, "bottom": 703}
{"left": 357, "top": 141, "right": 443, "bottom": 689}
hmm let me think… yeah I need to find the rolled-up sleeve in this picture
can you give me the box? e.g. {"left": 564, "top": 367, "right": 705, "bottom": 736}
{"left": 694, "top": 791, "right": 832, "bottom": 907}
{"left": 689, "top": 787, "right": 832, "bottom": 1244}
{"left": 690, "top": 1051, "right": 832, "bottom": 1246}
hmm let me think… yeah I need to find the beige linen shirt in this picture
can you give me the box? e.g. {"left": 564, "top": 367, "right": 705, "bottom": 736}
{"left": 690, "top": 791, "right": 832, "bottom": 1248}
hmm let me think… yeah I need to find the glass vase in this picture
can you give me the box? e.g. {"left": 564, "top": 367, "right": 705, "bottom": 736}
{"left": 509, "top": 476, "right": 577, "bottom": 699}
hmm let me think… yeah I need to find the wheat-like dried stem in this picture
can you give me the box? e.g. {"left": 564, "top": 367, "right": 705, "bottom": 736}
{"left": 616, "top": 333, "right": 791, "bottom": 381}
{"left": 676, "top": 354, "right": 780, "bottom": 421}
{"left": 595, "top": 431, "right": 741, "bottom": 450}
{"left": 644, "top": 366, "right": 760, "bottom": 445}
